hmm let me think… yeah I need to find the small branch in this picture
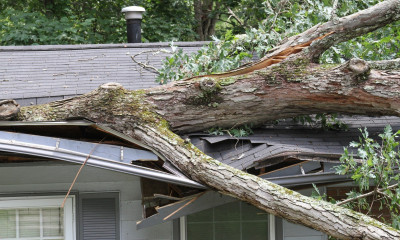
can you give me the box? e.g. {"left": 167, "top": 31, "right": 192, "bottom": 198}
{"left": 330, "top": 0, "right": 339, "bottom": 22}
{"left": 227, "top": 7, "right": 244, "bottom": 26}
{"left": 376, "top": 188, "right": 400, "bottom": 209}
{"left": 131, "top": 49, "right": 172, "bottom": 75}
{"left": 61, "top": 137, "right": 106, "bottom": 208}
{"left": 366, "top": 190, "right": 377, "bottom": 215}
{"left": 269, "top": 0, "right": 289, "bottom": 32}
{"left": 336, "top": 183, "right": 399, "bottom": 206}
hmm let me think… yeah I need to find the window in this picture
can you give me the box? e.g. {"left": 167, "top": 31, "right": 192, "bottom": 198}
{"left": 186, "top": 202, "right": 269, "bottom": 240}
{"left": 0, "top": 196, "right": 76, "bottom": 240}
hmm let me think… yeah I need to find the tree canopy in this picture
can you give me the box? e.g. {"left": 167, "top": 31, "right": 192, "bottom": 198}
{"left": 1, "top": 0, "right": 399, "bottom": 52}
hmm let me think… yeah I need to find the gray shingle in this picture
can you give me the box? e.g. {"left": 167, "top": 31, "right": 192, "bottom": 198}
{"left": 0, "top": 42, "right": 207, "bottom": 101}
{"left": 191, "top": 117, "right": 400, "bottom": 174}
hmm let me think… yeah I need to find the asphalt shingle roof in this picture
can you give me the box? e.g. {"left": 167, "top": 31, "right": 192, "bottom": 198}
{"left": 190, "top": 116, "right": 400, "bottom": 171}
{"left": 3, "top": 41, "right": 400, "bottom": 180}
{"left": 0, "top": 42, "right": 207, "bottom": 105}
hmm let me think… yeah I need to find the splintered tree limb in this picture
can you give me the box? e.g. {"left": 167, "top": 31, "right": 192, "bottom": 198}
{"left": 144, "top": 57, "right": 400, "bottom": 132}
{"left": 261, "top": 0, "right": 400, "bottom": 62}
{"left": 13, "top": 1, "right": 400, "bottom": 239}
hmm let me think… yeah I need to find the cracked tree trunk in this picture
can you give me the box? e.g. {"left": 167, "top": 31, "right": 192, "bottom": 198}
{"left": 9, "top": 0, "right": 400, "bottom": 239}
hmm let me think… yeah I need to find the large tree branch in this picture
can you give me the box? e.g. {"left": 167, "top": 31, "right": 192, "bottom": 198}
{"left": 144, "top": 57, "right": 400, "bottom": 132}
{"left": 16, "top": 83, "right": 400, "bottom": 239}
{"left": 262, "top": 0, "right": 400, "bottom": 62}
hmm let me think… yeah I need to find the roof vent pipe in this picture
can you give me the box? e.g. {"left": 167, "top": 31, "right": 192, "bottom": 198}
{"left": 121, "top": 6, "right": 145, "bottom": 43}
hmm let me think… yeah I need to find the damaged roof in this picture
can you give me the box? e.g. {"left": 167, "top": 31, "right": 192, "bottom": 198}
{"left": 0, "top": 120, "right": 205, "bottom": 189}
{"left": 189, "top": 115, "right": 400, "bottom": 182}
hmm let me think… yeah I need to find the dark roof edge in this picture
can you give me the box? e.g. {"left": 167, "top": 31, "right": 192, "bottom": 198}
{"left": 0, "top": 41, "right": 211, "bottom": 52}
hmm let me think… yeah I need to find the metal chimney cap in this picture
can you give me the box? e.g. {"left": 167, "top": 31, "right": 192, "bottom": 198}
{"left": 121, "top": 6, "right": 145, "bottom": 20}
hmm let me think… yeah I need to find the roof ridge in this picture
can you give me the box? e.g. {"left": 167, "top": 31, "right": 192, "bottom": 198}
{"left": 0, "top": 41, "right": 210, "bottom": 52}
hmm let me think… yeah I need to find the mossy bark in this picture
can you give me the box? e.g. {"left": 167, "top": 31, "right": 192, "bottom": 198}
{"left": 16, "top": 78, "right": 400, "bottom": 239}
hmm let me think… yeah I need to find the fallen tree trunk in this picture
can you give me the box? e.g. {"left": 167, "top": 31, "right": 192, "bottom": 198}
{"left": 7, "top": 0, "right": 400, "bottom": 239}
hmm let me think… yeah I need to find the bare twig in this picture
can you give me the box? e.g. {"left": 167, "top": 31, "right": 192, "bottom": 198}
{"left": 131, "top": 49, "right": 172, "bottom": 75}
{"left": 61, "top": 137, "right": 106, "bottom": 208}
{"left": 376, "top": 188, "right": 400, "bottom": 209}
{"left": 269, "top": 0, "right": 289, "bottom": 32}
{"left": 331, "top": 0, "right": 340, "bottom": 21}
{"left": 336, "top": 183, "right": 399, "bottom": 206}
{"left": 366, "top": 190, "right": 377, "bottom": 215}
{"left": 227, "top": 7, "right": 244, "bottom": 26}
{"left": 163, "top": 192, "right": 206, "bottom": 220}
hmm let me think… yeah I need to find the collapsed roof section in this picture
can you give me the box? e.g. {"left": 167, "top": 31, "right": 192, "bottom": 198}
{"left": 189, "top": 116, "right": 400, "bottom": 183}
{"left": 1, "top": 116, "right": 400, "bottom": 229}
{"left": 135, "top": 116, "right": 400, "bottom": 229}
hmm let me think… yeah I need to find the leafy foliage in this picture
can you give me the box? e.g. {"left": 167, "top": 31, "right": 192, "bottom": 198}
{"left": 157, "top": 0, "right": 399, "bottom": 83}
{"left": 157, "top": 30, "right": 258, "bottom": 83}
{"left": 292, "top": 113, "right": 348, "bottom": 131}
{"left": 0, "top": 0, "right": 197, "bottom": 45}
{"left": 0, "top": 8, "right": 98, "bottom": 45}
{"left": 208, "top": 124, "right": 254, "bottom": 137}
{"left": 141, "top": 0, "right": 197, "bottom": 42}
{"left": 335, "top": 126, "right": 400, "bottom": 228}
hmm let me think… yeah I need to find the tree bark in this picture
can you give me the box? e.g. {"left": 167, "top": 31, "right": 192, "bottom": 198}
{"left": 11, "top": 0, "right": 400, "bottom": 239}
{"left": 194, "top": 0, "right": 220, "bottom": 41}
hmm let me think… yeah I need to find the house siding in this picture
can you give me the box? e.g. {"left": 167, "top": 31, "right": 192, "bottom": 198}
{"left": 0, "top": 162, "right": 173, "bottom": 240}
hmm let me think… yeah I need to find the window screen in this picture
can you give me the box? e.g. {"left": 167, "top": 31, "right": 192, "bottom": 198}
{"left": 0, "top": 207, "right": 64, "bottom": 239}
{"left": 187, "top": 202, "right": 268, "bottom": 240}
{"left": 0, "top": 196, "right": 75, "bottom": 240}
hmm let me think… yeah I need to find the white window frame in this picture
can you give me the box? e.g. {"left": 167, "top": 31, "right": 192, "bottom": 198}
{"left": 0, "top": 195, "right": 76, "bottom": 240}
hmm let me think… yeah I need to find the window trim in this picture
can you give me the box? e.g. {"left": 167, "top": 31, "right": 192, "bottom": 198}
{"left": 0, "top": 195, "right": 76, "bottom": 240}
